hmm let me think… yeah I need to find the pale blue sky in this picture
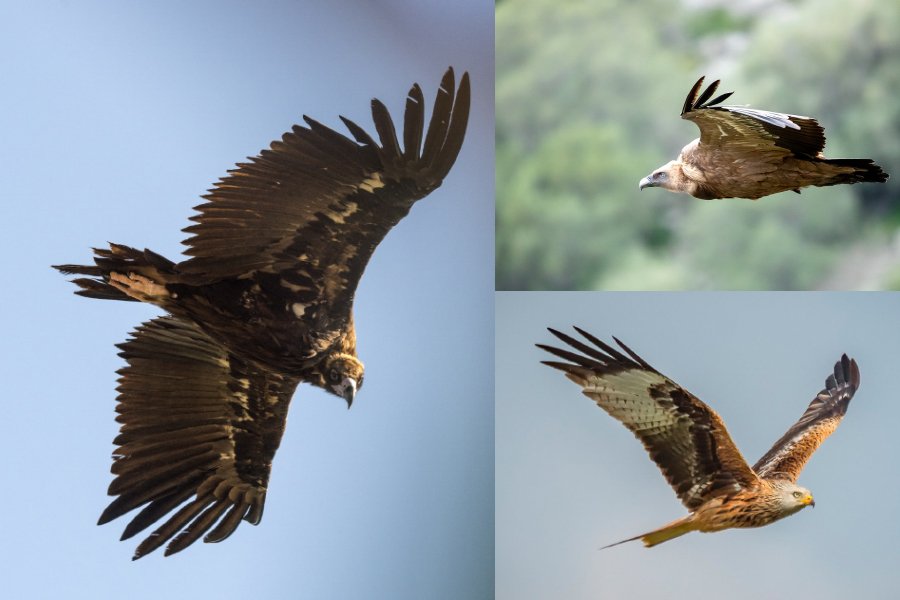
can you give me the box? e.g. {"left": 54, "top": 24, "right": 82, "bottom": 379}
{"left": 497, "top": 292, "right": 900, "bottom": 600}
{"left": 1, "top": 1, "right": 492, "bottom": 598}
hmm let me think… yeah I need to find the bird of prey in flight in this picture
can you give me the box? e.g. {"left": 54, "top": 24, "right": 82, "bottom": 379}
{"left": 538, "top": 327, "right": 859, "bottom": 547}
{"left": 55, "top": 68, "right": 470, "bottom": 559}
{"left": 639, "top": 76, "right": 887, "bottom": 199}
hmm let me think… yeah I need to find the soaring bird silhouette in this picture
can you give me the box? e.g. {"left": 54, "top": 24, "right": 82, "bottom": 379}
{"left": 55, "top": 68, "right": 470, "bottom": 559}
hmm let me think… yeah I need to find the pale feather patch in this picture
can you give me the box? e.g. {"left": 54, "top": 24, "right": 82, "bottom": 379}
{"left": 108, "top": 271, "right": 169, "bottom": 302}
{"left": 323, "top": 200, "right": 359, "bottom": 225}
{"left": 291, "top": 302, "right": 308, "bottom": 318}
{"left": 358, "top": 172, "right": 385, "bottom": 193}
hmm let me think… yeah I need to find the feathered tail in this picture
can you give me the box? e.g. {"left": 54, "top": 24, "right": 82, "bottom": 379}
{"left": 818, "top": 158, "right": 888, "bottom": 186}
{"left": 53, "top": 243, "right": 176, "bottom": 302}
{"left": 602, "top": 515, "right": 696, "bottom": 549}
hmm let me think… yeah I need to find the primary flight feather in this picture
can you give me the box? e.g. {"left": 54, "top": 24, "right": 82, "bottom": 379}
{"left": 538, "top": 327, "right": 859, "bottom": 547}
{"left": 54, "top": 68, "right": 470, "bottom": 559}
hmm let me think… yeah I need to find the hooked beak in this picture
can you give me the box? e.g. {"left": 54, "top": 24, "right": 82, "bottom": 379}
{"left": 335, "top": 377, "right": 356, "bottom": 409}
{"left": 639, "top": 175, "right": 654, "bottom": 191}
{"left": 803, "top": 494, "right": 815, "bottom": 508}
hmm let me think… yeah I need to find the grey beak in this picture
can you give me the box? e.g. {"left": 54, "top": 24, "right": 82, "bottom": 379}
{"left": 639, "top": 176, "right": 653, "bottom": 191}
{"left": 340, "top": 377, "right": 357, "bottom": 409}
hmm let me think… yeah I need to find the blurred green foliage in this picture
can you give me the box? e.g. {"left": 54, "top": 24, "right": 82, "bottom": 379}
{"left": 496, "top": 0, "right": 900, "bottom": 289}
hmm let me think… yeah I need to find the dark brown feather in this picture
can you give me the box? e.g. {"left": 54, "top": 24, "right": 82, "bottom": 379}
{"left": 103, "top": 316, "right": 299, "bottom": 558}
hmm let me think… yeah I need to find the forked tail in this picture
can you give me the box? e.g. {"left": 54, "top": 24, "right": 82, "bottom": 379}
{"left": 53, "top": 243, "right": 175, "bottom": 302}
{"left": 601, "top": 516, "right": 695, "bottom": 549}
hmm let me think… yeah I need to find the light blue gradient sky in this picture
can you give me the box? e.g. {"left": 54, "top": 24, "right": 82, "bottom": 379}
{"left": 2, "top": 1, "right": 492, "bottom": 598}
{"left": 497, "top": 292, "right": 900, "bottom": 600}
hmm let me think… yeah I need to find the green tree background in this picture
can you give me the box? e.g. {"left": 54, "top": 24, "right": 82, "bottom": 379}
{"left": 496, "top": 0, "right": 900, "bottom": 290}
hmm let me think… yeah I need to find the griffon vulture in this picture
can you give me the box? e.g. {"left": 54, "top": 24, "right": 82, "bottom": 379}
{"left": 639, "top": 77, "right": 888, "bottom": 200}
{"left": 54, "top": 68, "right": 470, "bottom": 559}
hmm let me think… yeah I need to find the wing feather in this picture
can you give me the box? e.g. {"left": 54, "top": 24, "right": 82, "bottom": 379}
{"left": 105, "top": 316, "right": 300, "bottom": 559}
{"left": 681, "top": 76, "right": 825, "bottom": 157}
{"left": 178, "top": 67, "right": 471, "bottom": 291}
{"left": 752, "top": 355, "right": 860, "bottom": 481}
{"left": 538, "top": 328, "right": 758, "bottom": 510}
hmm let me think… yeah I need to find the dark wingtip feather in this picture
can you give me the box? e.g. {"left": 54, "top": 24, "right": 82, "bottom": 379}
{"left": 429, "top": 69, "right": 471, "bottom": 180}
{"left": 681, "top": 76, "right": 734, "bottom": 115}
{"left": 681, "top": 76, "right": 705, "bottom": 115}
{"left": 370, "top": 98, "right": 402, "bottom": 164}
{"left": 402, "top": 83, "right": 426, "bottom": 162}
{"left": 706, "top": 91, "right": 734, "bottom": 107}
{"left": 693, "top": 79, "right": 720, "bottom": 109}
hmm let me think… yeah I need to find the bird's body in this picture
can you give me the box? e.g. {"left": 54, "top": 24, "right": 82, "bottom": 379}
{"left": 55, "top": 68, "right": 470, "bottom": 559}
{"left": 538, "top": 327, "right": 859, "bottom": 547}
{"left": 639, "top": 77, "right": 888, "bottom": 200}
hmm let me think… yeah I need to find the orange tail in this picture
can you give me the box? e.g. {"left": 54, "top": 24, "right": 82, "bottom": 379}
{"left": 602, "top": 516, "right": 695, "bottom": 549}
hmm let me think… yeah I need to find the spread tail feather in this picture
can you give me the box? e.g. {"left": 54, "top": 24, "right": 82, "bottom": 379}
{"left": 601, "top": 516, "right": 695, "bottom": 549}
{"left": 53, "top": 243, "right": 175, "bottom": 302}
{"left": 820, "top": 158, "right": 888, "bottom": 185}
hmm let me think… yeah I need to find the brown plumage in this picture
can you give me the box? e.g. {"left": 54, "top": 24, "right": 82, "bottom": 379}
{"left": 639, "top": 76, "right": 888, "bottom": 199}
{"left": 537, "top": 327, "right": 860, "bottom": 547}
{"left": 53, "top": 68, "right": 470, "bottom": 558}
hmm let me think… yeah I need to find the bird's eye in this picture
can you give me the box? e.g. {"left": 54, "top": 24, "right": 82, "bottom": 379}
{"left": 328, "top": 369, "right": 340, "bottom": 382}
{"left": 792, "top": 491, "right": 802, "bottom": 498}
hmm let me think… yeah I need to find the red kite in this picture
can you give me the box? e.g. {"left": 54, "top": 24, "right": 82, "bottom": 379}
{"left": 538, "top": 327, "right": 859, "bottom": 547}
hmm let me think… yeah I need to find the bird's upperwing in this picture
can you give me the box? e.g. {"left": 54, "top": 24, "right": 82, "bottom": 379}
{"left": 100, "top": 316, "right": 300, "bottom": 559}
{"left": 752, "top": 354, "right": 860, "bottom": 482}
{"left": 177, "top": 68, "right": 470, "bottom": 305}
{"left": 680, "top": 76, "right": 826, "bottom": 158}
{"left": 538, "top": 328, "right": 759, "bottom": 511}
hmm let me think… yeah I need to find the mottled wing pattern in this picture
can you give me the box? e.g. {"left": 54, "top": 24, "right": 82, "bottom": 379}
{"left": 753, "top": 354, "right": 860, "bottom": 482}
{"left": 178, "top": 68, "right": 470, "bottom": 308}
{"left": 103, "top": 316, "right": 299, "bottom": 559}
{"left": 681, "top": 76, "right": 826, "bottom": 158}
{"left": 538, "top": 328, "right": 758, "bottom": 510}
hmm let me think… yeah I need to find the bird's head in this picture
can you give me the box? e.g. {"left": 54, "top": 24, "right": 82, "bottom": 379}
{"left": 308, "top": 352, "right": 365, "bottom": 408}
{"left": 775, "top": 481, "right": 815, "bottom": 515}
{"left": 639, "top": 161, "right": 681, "bottom": 192}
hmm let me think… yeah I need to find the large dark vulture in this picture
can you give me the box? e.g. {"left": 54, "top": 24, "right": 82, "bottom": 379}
{"left": 639, "top": 76, "right": 888, "bottom": 200}
{"left": 54, "top": 68, "right": 470, "bottom": 559}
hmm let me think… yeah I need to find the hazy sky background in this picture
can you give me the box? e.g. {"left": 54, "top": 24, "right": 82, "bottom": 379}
{"left": 2, "top": 1, "right": 492, "bottom": 598}
{"left": 497, "top": 292, "right": 900, "bottom": 600}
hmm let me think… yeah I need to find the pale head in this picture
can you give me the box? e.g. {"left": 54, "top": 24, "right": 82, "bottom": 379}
{"left": 639, "top": 160, "right": 694, "bottom": 195}
{"left": 771, "top": 479, "right": 815, "bottom": 516}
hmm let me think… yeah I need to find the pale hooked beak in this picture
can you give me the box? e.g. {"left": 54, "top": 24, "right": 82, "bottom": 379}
{"left": 803, "top": 494, "right": 815, "bottom": 508}
{"left": 639, "top": 175, "right": 654, "bottom": 191}
{"left": 333, "top": 377, "right": 357, "bottom": 409}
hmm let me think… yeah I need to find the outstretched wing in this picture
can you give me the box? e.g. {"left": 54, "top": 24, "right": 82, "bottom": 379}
{"left": 102, "top": 316, "right": 299, "bottom": 559}
{"left": 753, "top": 354, "right": 860, "bottom": 482}
{"left": 178, "top": 68, "right": 470, "bottom": 308}
{"left": 681, "top": 76, "right": 826, "bottom": 158}
{"left": 537, "top": 328, "right": 758, "bottom": 510}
